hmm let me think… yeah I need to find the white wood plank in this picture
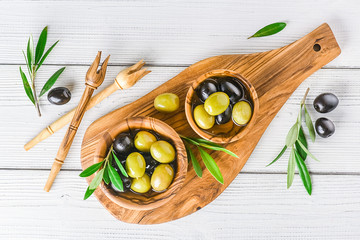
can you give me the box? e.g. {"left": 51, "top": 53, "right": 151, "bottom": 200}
{"left": 1, "top": 66, "right": 359, "bottom": 174}
{"left": 0, "top": 0, "right": 358, "bottom": 67}
{"left": 0, "top": 170, "right": 359, "bottom": 239}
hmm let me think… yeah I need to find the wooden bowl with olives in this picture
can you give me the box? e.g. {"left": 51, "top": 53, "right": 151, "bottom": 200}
{"left": 185, "top": 69, "right": 259, "bottom": 144}
{"left": 94, "top": 117, "right": 187, "bottom": 210}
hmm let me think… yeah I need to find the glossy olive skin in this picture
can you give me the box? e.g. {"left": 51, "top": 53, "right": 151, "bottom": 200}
{"left": 313, "top": 93, "right": 339, "bottom": 113}
{"left": 144, "top": 154, "right": 160, "bottom": 175}
{"left": 150, "top": 140, "right": 175, "bottom": 163}
{"left": 315, "top": 117, "right": 335, "bottom": 138}
{"left": 193, "top": 104, "right": 215, "bottom": 129}
{"left": 154, "top": 93, "right": 179, "bottom": 113}
{"left": 196, "top": 79, "right": 218, "bottom": 102}
{"left": 151, "top": 164, "right": 174, "bottom": 192}
{"left": 130, "top": 174, "right": 151, "bottom": 193}
{"left": 134, "top": 131, "right": 157, "bottom": 152}
{"left": 113, "top": 133, "right": 133, "bottom": 155}
{"left": 110, "top": 176, "right": 131, "bottom": 192}
{"left": 219, "top": 78, "right": 243, "bottom": 104}
{"left": 204, "top": 92, "right": 230, "bottom": 116}
{"left": 47, "top": 87, "right": 71, "bottom": 105}
{"left": 125, "top": 152, "right": 146, "bottom": 178}
{"left": 215, "top": 105, "right": 232, "bottom": 125}
{"left": 232, "top": 101, "right": 252, "bottom": 125}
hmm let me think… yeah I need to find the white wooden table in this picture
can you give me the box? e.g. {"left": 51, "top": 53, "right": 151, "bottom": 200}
{"left": 1, "top": 0, "right": 359, "bottom": 239}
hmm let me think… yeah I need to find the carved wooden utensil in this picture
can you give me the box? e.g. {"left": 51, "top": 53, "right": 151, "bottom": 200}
{"left": 81, "top": 23, "right": 341, "bottom": 224}
{"left": 44, "top": 51, "right": 110, "bottom": 192}
{"left": 24, "top": 60, "right": 150, "bottom": 151}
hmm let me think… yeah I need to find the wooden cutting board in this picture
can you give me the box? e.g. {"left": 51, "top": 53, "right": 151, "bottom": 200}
{"left": 80, "top": 23, "right": 340, "bottom": 224}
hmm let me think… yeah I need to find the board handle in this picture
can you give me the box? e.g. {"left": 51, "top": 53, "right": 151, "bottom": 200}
{"left": 248, "top": 23, "right": 341, "bottom": 97}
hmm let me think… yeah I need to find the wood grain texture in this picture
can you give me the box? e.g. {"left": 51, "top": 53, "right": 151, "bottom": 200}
{"left": 95, "top": 117, "right": 187, "bottom": 210}
{"left": 1, "top": 170, "right": 359, "bottom": 239}
{"left": 0, "top": 0, "right": 357, "bottom": 68}
{"left": 44, "top": 53, "right": 109, "bottom": 191}
{"left": 185, "top": 69, "right": 259, "bottom": 143}
{"left": 0, "top": 0, "right": 359, "bottom": 238}
{"left": 80, "top": 24, "right": 341, "bottom": 224}
{"left": 1, "top": 66, "right": 358, "bottom": 173}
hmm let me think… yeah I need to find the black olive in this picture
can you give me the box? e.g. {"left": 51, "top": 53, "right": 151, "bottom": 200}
{"left": 47, "top": 87, "right": 71, "bottom": 105}
{"left": 121, "top": 177, "right": 132, "bottom": 190}
{"left": 315, "top": 118, "right": 335, "bottom": 138}
{"left": 113, "top": 133, "right": 133, "bottom": 155}
{"left": 196, "top": 78, "right": 218, "bottom": 102}
{"left": 219, "top": 77, "right": 243, "bottom": 104}
{"left": 313, "top": 93, "right": 339, "bottom": 113}
{"left": 215, "top": 105, "right": 232, "bottom": 125}
{"left": 145, "top": 156, "right": 159, "bottom": 175}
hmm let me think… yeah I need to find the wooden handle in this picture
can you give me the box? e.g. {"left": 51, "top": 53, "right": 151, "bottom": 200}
{"left": 24, "top": 82, "right": 119, "bottom": 151}
{"left": 44, "top": 85, "right": 95, "bottom": 192}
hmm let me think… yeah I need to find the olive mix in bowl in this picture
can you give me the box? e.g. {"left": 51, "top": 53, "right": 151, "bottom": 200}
{"left": 185, "top": 70, "right": 258, "bottom": 143}
{"left": 95, "top": 117, "right": 187, "bottom": 210}
{"left": 109, "top": 130, "right": 177, "bottom": 194}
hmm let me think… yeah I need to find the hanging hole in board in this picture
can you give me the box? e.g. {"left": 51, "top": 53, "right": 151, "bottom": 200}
{"left": 313, "top": 44, "right": 321, "bottom": 52}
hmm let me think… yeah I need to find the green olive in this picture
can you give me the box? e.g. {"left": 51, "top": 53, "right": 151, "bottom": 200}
{"left": 154, "top": 93, "right": 179, "bottom": 113}
{"left": 193, "top": 104, "right": 215, "bottom": 129}
{"left": 130, "top": 174, "right": 151, "bottom": 193}
{"left": 150, "top": 140, "right": 175, "bottom": 163}
{"left": 125, "top": 152, "right": 146, "bottom": 178}
{"left": 204, "top": 92, "right": 230, "bottom": 116}
{"left": 151, "top": 164, "right": 174, "bottom": 192}
{"left": 134, "top": 131, "right": 157, "bottom": 152}
{"left": 232, "top": 101, "right": 252, "bottom": 125}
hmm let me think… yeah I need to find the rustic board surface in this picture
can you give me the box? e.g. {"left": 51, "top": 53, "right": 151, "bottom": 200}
{"left": 2, "top": 0, "right": 360, "bottom": 238}
{"left": 81, "top": 24, "right": 340, "bottom": 224}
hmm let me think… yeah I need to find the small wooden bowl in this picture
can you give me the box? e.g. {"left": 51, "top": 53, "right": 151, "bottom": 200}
{"left": 185, "top": 69, "right": 259, "bottom": 144}
{"left": 94, "top": 117, "right": 187, "bottom": 211}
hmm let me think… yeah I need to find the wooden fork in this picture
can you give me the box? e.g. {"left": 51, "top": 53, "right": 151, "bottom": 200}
{"left": 44, "top": 51, "right": 110, "bottom": 192}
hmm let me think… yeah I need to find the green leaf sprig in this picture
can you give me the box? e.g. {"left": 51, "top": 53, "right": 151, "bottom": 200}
{"left": 181, "top": 136, "right": 239, "bottom": 184}
{"left": 20, "top": 26, "right": 65, "bottom": 117}
{"left": 267, "top": 88, "right": 317, "bottom": 195}
{"left": 80, "top": 145, "right": 128, "bottom": 200}
{"left": 248, "top": 22, "right": 287, "bottom": 39}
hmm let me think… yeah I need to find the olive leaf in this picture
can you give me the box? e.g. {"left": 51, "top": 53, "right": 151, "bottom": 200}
{"left": 19, "top": 67, "right": 35, "bottom": 105}
{"left": 267, "top": 145, "right": 287, "bottom": 167}
{"left": 39, "top": 67, "right": 66, "bottom": 97}
{"left": 112, "top": 151, "right": 128, "bottom": 177}
{"left": 248, "top": 22, "right": 287, "bottom": 39}
{"left": 267, "top": 88, "right": 318, "bottom": 195}
{"left": 285, "top": 122, "right": 299, "bottom": 147}
{"left": 20, "top": 27, "right": 63, "bottom": 116}
{"left": 304, "top": 106, "right": 316, "bottom": 142}
{"left": 181, "top": 136, "right": 237, "bottom": 182}
{"left": 108, "top": 165, "right": 124, "bottom": 191}
{"left": 296, "top": 140, "right": 319, "bottom": 162}
{"left": 287, "top": 147, "right": 295, "bottom": 188}
{"left": 198, "top": 146, "right": 224, "bottom": 184}
{"left": 187, "top": 146, "right": 202, "bottom": 178}
{"left": 198, "top": 143, "right": 238, "bottom": 158}
{"left": 188, "top": 137, "right": 222, "bottom": 148}
{"left": 27, "top": 36, "right": 34, "bottom": 67}
{"left": 103, "top": 164, "right": 110, "bottom": 185}
{"left": 83, "top": 186, "right": 96, "bottom": 200}
{"left": 295, "top": 127, "right": 308, "bottom": 160}
{"left": 36, "top": 40, "right": 59, "bottom": 71}
{"left": 79, "top": 160, "right": 104, "bottom": 178}
{"left": 294, "top": 149, "right": 312, "bottom": 195}
{"left": 35, "top": 26, "right": 47, "bottom": 64}
{"left": 22, "top": 50, "right": 31, "bottom": 75}
{"left": 89, "top": 168, "right": 105, "bottom": 190}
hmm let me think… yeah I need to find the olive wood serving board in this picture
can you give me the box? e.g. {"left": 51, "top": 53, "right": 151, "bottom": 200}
{"left": 80, "top": 23, "right": 340, "bottom": 224}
